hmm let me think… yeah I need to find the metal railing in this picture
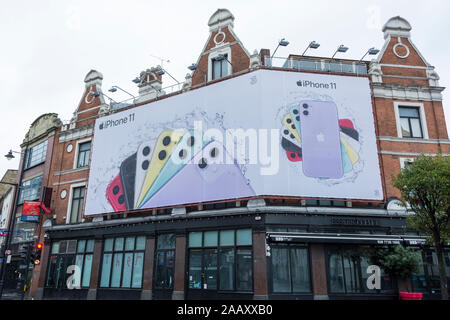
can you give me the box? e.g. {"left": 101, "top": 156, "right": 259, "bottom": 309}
{"left": 265, "top": 56, "right": 368, "bottom": 76}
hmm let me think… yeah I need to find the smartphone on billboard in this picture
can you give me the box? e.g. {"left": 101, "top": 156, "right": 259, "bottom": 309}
{"left": 120, "top": 152, "right": 137, "bottom": 210}
{"left": 136, "top": 129, "right": 186, "bottom": 208}
{"left": 298, "top": 100, "right": 343, "bottom": 179}
{"left": 140, "top": 140, "right": 255, "bottom": 209}
{"left": 144, "top": 130, "right": 210, "bottom": 203}
{"left": 106, "top": 173, "right": 126, "bottom": 212}
{"left": 134, "top": 139, "right": 157, "bottom": 208}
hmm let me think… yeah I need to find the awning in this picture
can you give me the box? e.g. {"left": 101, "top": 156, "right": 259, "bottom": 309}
{"left": 267, "top": 232, "right": 428, "bottom": 245}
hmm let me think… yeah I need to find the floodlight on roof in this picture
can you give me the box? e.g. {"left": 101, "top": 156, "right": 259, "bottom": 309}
{"left": 271, "top": 38, "right": 289, "bottom": 58}
{"left": 301, "top": 41, "right": 321, "bottom": 56}
{"left": 331, "top": 44, "right": 349, "bottom": 59}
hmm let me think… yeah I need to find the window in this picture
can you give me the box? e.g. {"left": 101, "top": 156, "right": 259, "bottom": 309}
{"left": 326, "top": 245, "right": 395, "bottom": 294}
{"left": 187, "top": 229, "right": 252, "bottom": 291}
{"left": 271, "top": 245, "right": 311, "bottom": 293}
{"left": 24, "top": 140, "right": 48, "bottom": 169}
{"left": 100, "top": 236, "right": 146, "bottom": 289}
{"left": 46, "top": 239, "right": 94, "bottom": 289}
{"left": 211, "top": 55, "right": 229, "bottom": 80}
{"left": 69, "top": 186, "right": 85, "bottom": 224}
{"left": 304, "top": 200, "right": 346, "bottom": 207}
{"left": 412, "top": 249, "right": 450, "bottom": 295}
{"left": 399, "top": 107, "right": 423, "bottom": 138}
{"left": 18, "top": 175, "right": 42, "bottom": 204}
{"left": 154, "top": 234, "right": 175, "bottom": 290}
{"left": 77, "top": 141, "right": 91, "bottom": 168}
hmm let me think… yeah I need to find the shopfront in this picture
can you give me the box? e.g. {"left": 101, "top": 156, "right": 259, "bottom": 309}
{"left": 41, "top": 210, "right": 448, "bottom": 300}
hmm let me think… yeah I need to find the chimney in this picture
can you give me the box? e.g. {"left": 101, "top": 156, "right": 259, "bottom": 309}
{"left": 134, "top": 67, "right": 165, "bottom": 104}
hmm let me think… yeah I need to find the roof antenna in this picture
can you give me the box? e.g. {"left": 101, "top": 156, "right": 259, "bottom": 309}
{"left": 149, "top": 54, "right": 170, "bottom": 68}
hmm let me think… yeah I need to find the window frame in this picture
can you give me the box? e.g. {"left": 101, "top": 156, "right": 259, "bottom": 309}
{"left": 24, "top": 140, "right": 48, "bottom": 170}
{"left": 65, "top": 183, "right": 86, "bottom": 224}
{"left": 207, "top": 48, "right": 232, "bottom": 82}
{"left": 73, "top": 138, "right": 92, "bottom": 169}
{"left": 99, "top": 236, "right": 146, "bottom": 289}
{"left": 394, "top": 102, "right": 429, "bottom": 139}
{"left": 269, "top": 244, "right": 313, "bottom": 294}
{"left": 45, "top": 239, "right": 95, "bottom": 289}
{"left": 187, "top": 229, "right": 253, "bottom": 292}
{"left": 153, "top": 233, "right": 176, "bottom": 290}
{"left": 325, "top": 245, "right": 395, "bottom": 295}
{"left": 18, "top": 175, "right": 43, "bottom": 204}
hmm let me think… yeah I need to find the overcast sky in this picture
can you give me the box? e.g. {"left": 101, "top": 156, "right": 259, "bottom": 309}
{"left": 1, "top": 0, "right": 449, "bottom": 179}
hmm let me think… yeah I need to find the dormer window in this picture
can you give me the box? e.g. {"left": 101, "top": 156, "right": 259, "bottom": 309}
{"left": 212, "top": 54, "right": 229, "bottom": 80}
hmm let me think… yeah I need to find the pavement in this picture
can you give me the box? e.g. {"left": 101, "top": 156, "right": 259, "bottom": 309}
{"left": 0, "top": 290, "right": 22, "bottom": 300}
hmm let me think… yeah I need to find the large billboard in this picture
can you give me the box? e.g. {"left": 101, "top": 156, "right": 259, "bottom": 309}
{"left": 85, "top": 69, "right": 383, "bottom": 216}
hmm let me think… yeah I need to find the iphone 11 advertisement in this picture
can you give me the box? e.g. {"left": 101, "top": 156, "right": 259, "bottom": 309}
{"left": 85, "top": 69, "right": 383, "bottom": 216}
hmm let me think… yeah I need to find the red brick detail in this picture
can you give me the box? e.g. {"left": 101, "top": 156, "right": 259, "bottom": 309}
{"left": 380, "top": 37, "right": 427, "bottom": 67}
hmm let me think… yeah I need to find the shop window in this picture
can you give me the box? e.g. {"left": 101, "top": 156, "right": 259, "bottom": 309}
{"left": 154, "top": 234, "right": 175, "bottom": 290}
{"left": 412, "top": 249, "right": 450, "bottom": 295}
{"left": 187, "top": 229, "right": 252, "bottom": 292}
{"left": 271, "top": 245, "right": 311, "bottom": 293}
{"left": 45, "top": 239, "right": 94, "bottom": 289}
{"left": 18, "top": 175, "right": 42, "bottom": 204}
{"left": 24, "top": 140, "right": 48, "bottom": 170}
{"left": 326, "top": 245, "right": 395, "bottom": 294}
{"left": 100, "top": 236, "right": 146, "bottom": 289}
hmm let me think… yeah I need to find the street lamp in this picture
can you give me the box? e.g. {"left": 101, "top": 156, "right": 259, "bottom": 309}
{"left": 331, "top": 44, "right": 349, "bottom": 59}
{"left": 301, "top": 41, "right": 321, "bottom": 56}
{"left": 4, "top": 150, "right": 20, "bottom": 161}
{"left": 359, "top": 47, "right": 380, "bottom": 62}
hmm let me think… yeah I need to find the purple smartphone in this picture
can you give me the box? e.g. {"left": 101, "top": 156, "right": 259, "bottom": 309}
{"left": 140, "top": 140, "right": 255, "bottom": 209}
{"left": 298, "top": 100, "right": 343, "bottom": 179}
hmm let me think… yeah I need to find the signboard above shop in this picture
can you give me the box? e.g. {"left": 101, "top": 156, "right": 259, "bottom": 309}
{"left": 85, "top": 69, "right": 383, "bottom": 216}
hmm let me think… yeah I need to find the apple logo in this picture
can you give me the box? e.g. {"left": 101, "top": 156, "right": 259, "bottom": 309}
{"left": 99, "top": 123, "right": 104, "bottom": 130}
{"left": 317, "top": 133, "right": 325, "bottom": 142}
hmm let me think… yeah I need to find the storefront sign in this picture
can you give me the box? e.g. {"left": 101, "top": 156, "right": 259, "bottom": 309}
{"left": 85, "top": 69, "right": 383, "bottom": 215}
{"left": 331, "top": 217, "right": 379, "bottom": 226}
{"left": 21, "top": 201, "right": 41, "bottom": 222}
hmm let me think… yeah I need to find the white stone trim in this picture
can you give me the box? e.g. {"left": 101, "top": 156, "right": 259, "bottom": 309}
{"left": 380, "top": 63, "right": 428, "bottom": 69}
{"left": 54, "top": 166, "right": 89, "bottom": 176}
{"left": 65, "top": 182, "right": 86, "bottom": 224}
{"left": 399, "top": 157, "right": 415, "bottom": 169}
{"left": 393, "top": 101, "right": 429, "bottom": 139}
{"left": 382, "top": 74, "right": 428, "bottom": 81}
{"left": 381, "top": 150, "right": 450, "bottom": 157}
{"left": 393, "top": 40, "right": 410, "bottom": 59}
{"left": 59, "top": 125, "right": 93, "bottom": 143}
{"left": 372, "top": 84, "right": 444, "bottom": 101}
{"left": 378, "top": 136, "right": 450, "bottom": 144}
{"left": 52, "top": 178, "right": 87, "bottom": 187}
{"left": 72, "top": 138, "right": 92, "bottom": 170}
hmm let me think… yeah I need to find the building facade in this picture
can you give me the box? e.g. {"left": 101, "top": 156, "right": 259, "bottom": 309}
{"left": 1, "top": 114, "right": 60, "bottom": 296}
{"left": 21, "top": 10, "right": 450, "bottom": 300}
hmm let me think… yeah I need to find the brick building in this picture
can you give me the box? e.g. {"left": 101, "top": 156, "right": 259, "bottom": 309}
{"left": 20, "top": 10, "right": 450, "bottom": 300}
